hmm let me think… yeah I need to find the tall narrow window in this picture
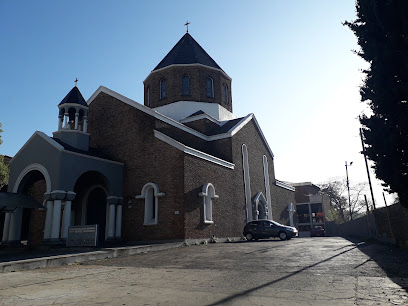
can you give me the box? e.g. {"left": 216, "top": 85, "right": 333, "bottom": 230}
{"left": 182, "top": 75, "right": 190, "bottom": 96}
{"left": 146, "top": 86, "right": 150, "bottom": 106}
{"left": 199, "top": 183, "right": 218, "bottom": 224}
{"left": 224, "top": 84, "right": 229, "bottom": 104}
{"left": 135, "top": 183, "right": 165, "bottom": 225}
{"left": 160, "top": 79, "right": 166, "bottom": 99}
{"left": 206, "top": 77, "right": 214, "bottom": 98}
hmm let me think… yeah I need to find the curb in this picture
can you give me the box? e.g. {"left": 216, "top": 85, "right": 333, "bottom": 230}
{"left": 0, "top": 242, "right": 185, "bottom": 273}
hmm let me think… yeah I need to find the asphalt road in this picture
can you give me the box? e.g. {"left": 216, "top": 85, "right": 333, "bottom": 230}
{"left": 0, "top": 237, "right": 408, "bottom": 305}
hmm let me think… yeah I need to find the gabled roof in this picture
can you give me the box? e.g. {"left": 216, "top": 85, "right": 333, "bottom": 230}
{"left": 59, "top": 86, "right": 88, "bottom": 107}
{"left": 154, "top": 33, "right": 222, "bottom": 71}
{"left": 87, "top": 86, "right": 274, "bottom": 158}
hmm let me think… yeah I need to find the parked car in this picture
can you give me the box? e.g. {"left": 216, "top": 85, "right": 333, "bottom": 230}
{"left": 311, "top": 226, "right": 325, "bottom": 237}
{"left": 243, "top": 220, "right": 298, "bottom": 241}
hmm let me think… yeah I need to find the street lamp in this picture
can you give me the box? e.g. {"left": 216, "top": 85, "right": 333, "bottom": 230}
{"left": 345, "top": 161, "right": 353, "bottom": 220}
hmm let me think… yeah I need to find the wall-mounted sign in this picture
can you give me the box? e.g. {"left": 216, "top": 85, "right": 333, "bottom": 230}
{"left": 66, "top": 224, "right": 98, "bottom": 247}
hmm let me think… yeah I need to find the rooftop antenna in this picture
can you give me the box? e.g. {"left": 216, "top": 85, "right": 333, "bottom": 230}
{"left": 184, "top": 21, "right": 190, "bottom": 33}
{"left": 74, "top": 78, "right": 78, "bottom": 87}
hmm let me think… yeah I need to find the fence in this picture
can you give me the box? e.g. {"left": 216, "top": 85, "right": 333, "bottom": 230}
{"left": 326, "top": 203, "right": 408, "bottom": 248}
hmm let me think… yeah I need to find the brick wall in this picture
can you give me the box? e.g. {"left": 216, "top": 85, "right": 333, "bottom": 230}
{"left": 144, "top": 65, "right": 232, "bottom": 112}
{"left": 183, "top": 154, "right": 245, "bottom": 239}
{"left": 231, "top": 119, "right": 295, "bottom": 225}
{"left": 26, "top": 180, "right": 46, "bottom": 246}
{"left": 89, "top": 93, "right": 185, "bottom": 241}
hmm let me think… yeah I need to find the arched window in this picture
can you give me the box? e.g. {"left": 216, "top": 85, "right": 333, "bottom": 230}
{"left": 146, "top": 86, "right": 150, "bottom": 106}
{"left": 135, "top": 183, "right": 165, "bottom": 225}
{"left": 160, "top": 79, "right": 166, "bottom": 99}
{"left": 206, "top": 77, "right": 214, "bottom": 98}
{"left": 182, "top": 75, "right": 190, "bottom": 96}
{"left": 199, "top": 183, "right": 218, "bottom": 223}
{"left": 224, "top": 84, "right": 229, "bottom": 104}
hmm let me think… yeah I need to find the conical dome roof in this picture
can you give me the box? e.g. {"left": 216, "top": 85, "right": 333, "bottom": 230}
{"left": 59, "top": 86, "right": 87, "bottom": 107}
{"left": 154, "top": 33, "right": 222, "bottom": 71}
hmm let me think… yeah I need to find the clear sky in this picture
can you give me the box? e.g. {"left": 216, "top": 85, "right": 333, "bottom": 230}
{"left": 0, "top": 1, "right": 395, "bottom": 206}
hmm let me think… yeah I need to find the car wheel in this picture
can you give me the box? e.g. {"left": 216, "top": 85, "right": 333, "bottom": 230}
{"left": 279, "top": 231, "right": 287, "bottom": 241}
{"left": 246, "top": 233, "right": 253, "bottom": 241}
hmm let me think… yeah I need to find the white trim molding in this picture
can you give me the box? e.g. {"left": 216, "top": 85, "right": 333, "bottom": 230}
{"left": 242, "top": 144, "right": 252, "bottom": 222}
{"left": 253, "top": 192, "right": 268, "bottom": 220}
{"left": 136, "top": 182, "right": 165, "bottom": 226}
{"left": 10, "top": 131, "right": 64, "bottom": 165}
{"left": 87, "top": 86, "right": 274, "bottom": 158}
{"left": 276, "top": 180, "right": 296, "bottom": 192}
{"left": 199, "top": 183, "right": 219, "bottom": 224}
{"left": 13, "top": 163, "right": 52, "bottom": 193}
{"left": 154, "top": 130, "right": 235, "bottom": 169}
{"left": 143, "top": 63, "right": 232, "bottom": 83}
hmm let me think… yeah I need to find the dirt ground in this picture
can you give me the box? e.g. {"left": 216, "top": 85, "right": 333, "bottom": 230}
{"left": 1, "top": 237, "right": 407, "bottom": 305}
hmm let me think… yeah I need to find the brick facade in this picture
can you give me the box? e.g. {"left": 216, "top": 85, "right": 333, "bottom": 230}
{"left": 144, "top": 65, "right": 232, "bottom": 112}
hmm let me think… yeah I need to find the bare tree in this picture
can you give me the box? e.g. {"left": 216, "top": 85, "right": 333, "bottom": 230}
{"left": 319, "top": 178, "right": 368, "bottom": 223}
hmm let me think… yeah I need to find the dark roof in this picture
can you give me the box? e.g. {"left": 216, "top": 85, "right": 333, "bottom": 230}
{"left": 210, "top": 118, "right": 244, "bottom": 135}
{"left": 59, "top": 86, "right": 88, "bottom": 107}
{"left": 187, "top": 110, "right": 205, "bottom": 118}
{"left": 52, "top": 138, "right": 117, "bottom": 162}
{"left": 154, "top": 33, "right": 222, "bottom": 71}
{"left": 0, "top": 193, "right": 44, "bottom": 212}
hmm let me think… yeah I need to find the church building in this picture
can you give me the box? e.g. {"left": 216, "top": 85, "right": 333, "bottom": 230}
{"left": 1, "top": 33, "right": 295, "bottom": 246}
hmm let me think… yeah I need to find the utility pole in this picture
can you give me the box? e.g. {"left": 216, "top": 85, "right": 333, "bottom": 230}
{"left": 345, "top": 161, "right": 353, "bottom": 221}
{"left": 359, "top": 128, "right": 376, "bottom": 209}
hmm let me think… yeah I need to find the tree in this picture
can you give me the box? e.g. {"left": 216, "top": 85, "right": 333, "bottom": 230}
{"left": 319, "top": 178, "right": 369, "bottom": 223}
{"left": 0, "top": 123, "right": 10, "bottom": 189}
{"left": 345, "top": 1, "right": 408, "bottom": 208}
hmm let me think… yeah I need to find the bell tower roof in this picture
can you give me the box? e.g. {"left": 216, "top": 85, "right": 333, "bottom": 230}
{"left": 154, "top": 33, "right": 223, "bottom": 71}
{"left": 59, "top": 86, "right": 88, "bottom": 107}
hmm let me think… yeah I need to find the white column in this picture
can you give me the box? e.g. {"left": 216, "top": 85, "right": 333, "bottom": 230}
{"left": 83, "top": 116, "right": 88, "bottom": 133}
{"left": 58, "top": 115, "right": 63, "bottom": 130}
{"left": 115, "top": 204, "right": 122, "bottom": 238}
{"left": 108, "top": 203, "right": 116, "bottom": 238}
{"left": 2, "top": 213, "right": 11, "bottom": 242}
{"left": 8, "top": 208, "right": 22, "bottom": 242}
{"left": 61, "top": 200, "right": 72, "bottom": 239}
{"left": 51, "top": 200, "right": 62, "bottom": 239}
{"left": 74, "top": 112, "right": 79, "bottom": 130}
{"left": 64, "top": 113, "right": 69, "bottom": 129}
{"left": 43, "top": 200, "right": 54, "bottom": 240}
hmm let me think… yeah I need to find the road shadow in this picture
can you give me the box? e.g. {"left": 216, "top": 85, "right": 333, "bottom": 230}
{"left": 345, "top": 238, "right": 408, "bottom": 291}
{"left": 208, "top": 243, "right": 359, "bottom": 305}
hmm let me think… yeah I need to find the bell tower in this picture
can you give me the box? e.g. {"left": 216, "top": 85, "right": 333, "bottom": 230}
{"left": 52, "top": 86, "right": 90, "bottom": 151}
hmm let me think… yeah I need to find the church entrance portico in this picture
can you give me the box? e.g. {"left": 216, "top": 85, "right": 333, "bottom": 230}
{"left": 2, "top": 165, "right": 49, "bottom": 245}
{"left": 73, "top": 171, "right": 123, "bottom": 246}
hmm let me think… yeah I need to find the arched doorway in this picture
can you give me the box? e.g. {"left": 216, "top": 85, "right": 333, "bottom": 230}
{"left": 12, "top": 169, "right": 47, "bottom": 245}
{"left": 74, "top": 171, "right": 109, "bottom": 246}
{"left": 85, "top": 186, "right": 107, "bottom": 245}
{"left": 258, "top": 203, "right": 267, "bottom": 220}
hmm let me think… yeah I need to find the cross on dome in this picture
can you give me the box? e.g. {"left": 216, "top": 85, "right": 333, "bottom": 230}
{"left": 184, "top": 21, "right": 190, "bottom": 33}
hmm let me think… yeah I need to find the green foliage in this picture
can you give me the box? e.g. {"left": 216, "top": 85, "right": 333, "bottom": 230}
{"left": 0, "top": 123, "right": 9, "bottom": 189}
{"left": 345, "top": 0, "right": 408, "bottom": 207}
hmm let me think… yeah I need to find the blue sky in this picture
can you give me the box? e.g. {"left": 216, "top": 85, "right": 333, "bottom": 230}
{"left": 0, "top": 1, "right": 395, "bottom": 206}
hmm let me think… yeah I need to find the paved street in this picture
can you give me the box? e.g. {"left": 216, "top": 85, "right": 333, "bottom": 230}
{"left": 0, "top": 237, "right": 408, "bottom": 305}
